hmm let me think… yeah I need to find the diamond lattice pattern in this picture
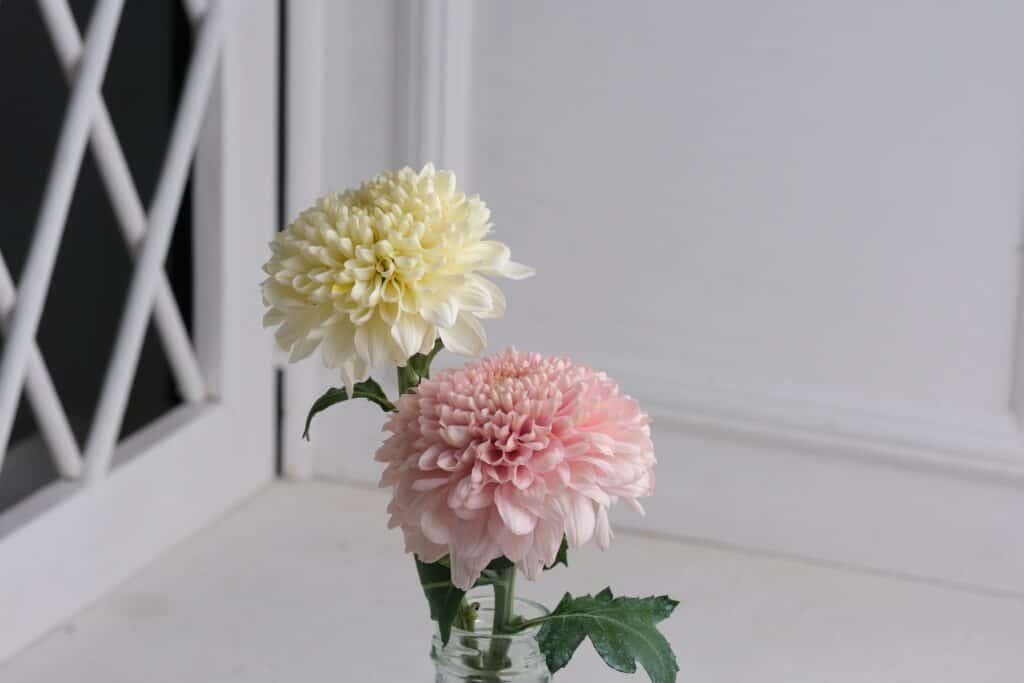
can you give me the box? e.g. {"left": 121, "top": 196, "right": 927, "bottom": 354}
{"left": 0, "top": 0, "right": 228, "bottom": 485}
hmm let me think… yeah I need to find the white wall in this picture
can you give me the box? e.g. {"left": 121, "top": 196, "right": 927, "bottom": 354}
{"left": 307, "top": 0, "right": 1024, "bottom": 593}
{"left": 471, "top": 0, "right": 1019, "bottom": 416}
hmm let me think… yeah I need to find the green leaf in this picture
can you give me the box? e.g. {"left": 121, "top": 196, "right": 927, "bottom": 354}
{"left": 529, "top": 589, "right": 679, "bottom": 683}
{"left": 302, "top": 378, "right": 395, "bottom": 440}
{"left": 545, "top": 537, "right": 569, "bottom": 570}
{"left": 415, "top": 557, "right": 466, "bottom": 645}
{"left": 408, "top": 338, "right": 444, "bottom": 379}
{"left": 398, "top": 339, "right": 446, "bottom": 395}
{"left": 479, "top": 538, "right": 566, "bottom": 577}
{"left": 486, "top": 555, "right": 515, "bottom": 572}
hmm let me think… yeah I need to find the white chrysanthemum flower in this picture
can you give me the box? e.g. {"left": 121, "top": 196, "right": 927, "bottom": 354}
{"left": 262, "top": 164, "right": 533, "bottom": 390}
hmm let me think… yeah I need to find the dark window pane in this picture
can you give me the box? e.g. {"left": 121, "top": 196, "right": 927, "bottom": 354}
{"left": 0, "top": 398, "right": 59, "bottom": 512}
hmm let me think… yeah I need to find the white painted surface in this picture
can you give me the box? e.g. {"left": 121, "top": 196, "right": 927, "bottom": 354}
{"left": 3, "top": 482, "right": 1022, "bottom": 683}
{"left": 0, "top": 0, "right": 278, "bottom": 661}
{"left": 280, "top": 0, "right": 406, "bottom": 479}
{"left": 308, "top": 0, "right": 1024, "bottom": 592}
{"left": 469, "top": 0, "right": 1021, "bottom": 418}
{"left": 280, "top": 0, "right": 325, "bottom": 480}
{"left": 323, "top": 0, "right": 403, "bottom": 186}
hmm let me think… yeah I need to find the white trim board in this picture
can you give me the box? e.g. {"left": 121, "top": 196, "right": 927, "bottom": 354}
{"left": 396, "top": 0, "right": 472, "bottom": 174}
{"left": 279, "top": 0, "right": 326, "bottom": 480}
{"left": 282, "top": 0, "right": 474, "bottom": 479}
{"left": 313, "top": 400, "right": 1024, "bottom": 595}
{"left": 308, "top": 350, "right": 1024, "bottom": 594}
{"left": 596, "top": 359, "right": 1024, "bottom": 484}
{"left": 630, "top": 421, "right": 1024, "bottom": 596}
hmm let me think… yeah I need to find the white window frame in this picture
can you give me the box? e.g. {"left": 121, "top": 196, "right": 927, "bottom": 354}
{"left": 278, "top": 0, "right": 323, "bottom": 480}
{"left": 0, "top": 0, "right": 278, "bottom": 660}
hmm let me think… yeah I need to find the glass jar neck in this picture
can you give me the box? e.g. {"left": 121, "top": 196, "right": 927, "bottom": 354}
{"left": 432, "top": 593, "right": 550, "bottom": 683}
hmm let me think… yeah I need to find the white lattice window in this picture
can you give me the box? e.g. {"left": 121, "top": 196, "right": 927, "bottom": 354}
{"left": 0, "top": 0, "right": 278, "bottom": 660}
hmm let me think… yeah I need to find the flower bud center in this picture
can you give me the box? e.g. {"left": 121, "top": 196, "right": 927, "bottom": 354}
{"left": 375, "top": 256, "right": 395, "bottom": 279}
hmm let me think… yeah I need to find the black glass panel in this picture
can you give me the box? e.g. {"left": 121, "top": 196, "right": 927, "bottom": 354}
{"left": 0, "top": 398, "right": 59, "bottom": 511}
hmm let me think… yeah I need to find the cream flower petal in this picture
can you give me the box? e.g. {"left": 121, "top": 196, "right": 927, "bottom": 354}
{"left": 496, "top": 260, "right": 535, "bottom": 280}
{"left": 466, "top": 275, "right": 506, "bottom": 319}
{"left": 418, "top": 329, "right": 439, "bottom": 355}
{"left": 262, "top": 309, "right": 287, "bottom": 328}
{"left": 289, "top": 335, "right": 321, "bottom": 363}
{"left": 466, "top": 241, "right": 512, "bottom": 271}
{"left": 391, "top": 314, "right": 430, "bottom": 358}
{"left": 439, "top": 313, "right": 486, "bottom": 356}
{"left": 355, "top": 316, "right": 393, "bottom": 368}
{"left": 419, "top": 297, "right": 458, "bottom": 329}
{"left": 340, "top": 355, "right": 369, "bottom": 395}
{"left": 452, "top": 279, "right": 493, "bottom": 314}
{"left": 261, "top": 165, "right": 533, "bottom": 378}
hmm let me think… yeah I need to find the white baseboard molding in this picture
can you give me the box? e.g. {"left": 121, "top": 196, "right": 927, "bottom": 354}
{"left": 575, "top": 349, "right": 1024, "bottom": 478}
{"left": 314, "top": 393, "right": 1024, "bottom": 596}
{"left": 625, "top": 424, "right": 1024, "bottom": 596}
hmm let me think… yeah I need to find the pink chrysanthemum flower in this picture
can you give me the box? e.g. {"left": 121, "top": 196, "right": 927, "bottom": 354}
{"left": 376, "top": 349, "right": 655, "bottom": 589}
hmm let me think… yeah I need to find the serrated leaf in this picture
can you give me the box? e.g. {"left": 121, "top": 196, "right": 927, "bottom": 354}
{"left": 302, "top": 379, "right": 395, "bottom": 440}
{"left": 532, "top": 589, "right": 679, "bottom": 683}
{"left": 415, "top": 557, "right": 466, "bottom": 645}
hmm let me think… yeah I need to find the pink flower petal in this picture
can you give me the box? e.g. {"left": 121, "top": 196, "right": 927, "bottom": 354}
{"left": 494, "top": 485, "right": 538, "bottom": 535}
{"left": 375, "top": 349, "right": 655, "bottom": 588}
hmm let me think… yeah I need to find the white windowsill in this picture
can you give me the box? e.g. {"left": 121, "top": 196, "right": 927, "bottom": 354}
{"left": 2, "top": 481, "right": 1022, "bottom": 682}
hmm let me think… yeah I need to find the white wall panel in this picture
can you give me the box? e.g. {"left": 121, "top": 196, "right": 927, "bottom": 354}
{"left": 471, "top": 0, "right": 1021, "bottom": 420}
{"left": 324, "top": 0, "right": 403, "bottom": 186}
{"left": 312, "top": 0, "right": 1024, "bottom": 593}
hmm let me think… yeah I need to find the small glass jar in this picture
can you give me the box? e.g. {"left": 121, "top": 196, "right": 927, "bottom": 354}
{"left": 431, "top": 592, "right": 551, "bottom": 683}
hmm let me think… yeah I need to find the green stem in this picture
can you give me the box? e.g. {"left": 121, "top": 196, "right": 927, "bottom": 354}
{"left": 483, "top": 565, "right": 516, "bottom": 671}
{"left": 453, "top": 596, "right": 477, "bottom": 632}
{"left": 510, "top": 615, "right": 546, "bottom": 632}
{"left": 398, "top": 339, "right": 445, "bottom": 395}
{"left": 492, "top": 567, "right": 515, "bottom": 634}
{"left": 397, "top": 364, "right": 419, "bottom": 395}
